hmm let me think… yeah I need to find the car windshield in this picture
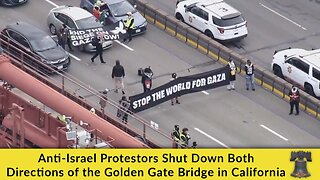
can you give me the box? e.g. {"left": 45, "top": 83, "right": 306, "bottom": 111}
{"left": 30, "top": 36, "right": 57, "bottom": 52}
{"left": 76, "top": 16, "right": 102, "bottom": 29}
{"left": 214, "top": 15, "right": 245, "bottom": 27}
{"left": 109, "top": 0, "right": 135, "bottom": 17}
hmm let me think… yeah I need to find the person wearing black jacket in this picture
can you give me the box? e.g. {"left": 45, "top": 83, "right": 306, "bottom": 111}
{"left": 112, "top": 60, "right": 125, "bottom": 94}
{"left": 141, "top": 67, "right": 153, "bottom": 92}
{"left": 289, "top": 86, "right": 300, "bottom": 115}
{"left": 91, "top": 33, "right": 106, "bottom": 63}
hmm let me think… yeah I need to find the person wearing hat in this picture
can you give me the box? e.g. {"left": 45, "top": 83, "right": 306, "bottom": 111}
{"left": 289, "top": 86, "right": 300, "bottom": 115}
{"left": 171, "top": 125, "right": 181, "bottom": 146}
{"left": 123, "top": 11, "right": 134, "bottom": 43}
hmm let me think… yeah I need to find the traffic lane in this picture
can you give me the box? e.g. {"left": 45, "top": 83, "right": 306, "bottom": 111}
{"left": 265, "top": 0, "right": 320, "bottom": 33}
{"left": 143, "top": 0, "right": 319, "bottom": 70}
{"left": 228, "top": 0, "right": 319, "bottom": 69}
{"left": 0, "top": 0, "right": 54, "bottom": 30}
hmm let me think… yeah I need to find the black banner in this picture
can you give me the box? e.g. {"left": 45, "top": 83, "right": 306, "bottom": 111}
{"left": 69, "top": 21, "right": 127, "bottom": 46}
{"left": 129, "top": 66, "right": 230, "bottom": 113}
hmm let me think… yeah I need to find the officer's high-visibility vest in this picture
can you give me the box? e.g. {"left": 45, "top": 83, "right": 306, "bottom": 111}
{"left": 125, "top": 16, "right": 134, "bottom": 29}
{"left": 57, "top": 115, "right": 66, "bottom": 122}
{"left": 180, "top": 133, "right": 188, "bottom": 147}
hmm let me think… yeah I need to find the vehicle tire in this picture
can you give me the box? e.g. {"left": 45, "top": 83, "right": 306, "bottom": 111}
{"left": 205, "top": 30, "right": 214, "bottom": 39}
{"left": 49, "top": 24, "right": 56, "bottom": 35}
{"left": 273, "top": 65, "right": 284, "bottom": 78}
{"left": 175, "top": 13, "right": 184, "bottom": 22}
{"left": 304, "top": 83, "right": 315, "bottom": 97}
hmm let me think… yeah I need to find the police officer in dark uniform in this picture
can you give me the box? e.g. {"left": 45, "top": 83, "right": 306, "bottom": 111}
{"left": 171, "top": 125, "right": 180, "bottom": 148}
{"left": 289, "top": 86, "right": 300, "bottom": 115}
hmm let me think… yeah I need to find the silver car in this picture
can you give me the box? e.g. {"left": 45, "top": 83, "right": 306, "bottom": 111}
{"left": 47, "top": 6, "right": 112, "bottom": 52}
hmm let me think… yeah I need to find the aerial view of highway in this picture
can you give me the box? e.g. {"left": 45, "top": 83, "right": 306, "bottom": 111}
{"left": 0, "top": 0, "right": 320, "bottom": 148}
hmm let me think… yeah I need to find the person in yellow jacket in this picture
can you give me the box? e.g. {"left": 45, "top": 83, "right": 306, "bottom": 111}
{"left": 123, "top": 12, "right": 134, "bottom": 43}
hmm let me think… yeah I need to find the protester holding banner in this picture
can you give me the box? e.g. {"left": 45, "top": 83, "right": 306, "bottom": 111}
{"left": 170, "top": 73, "right": 180, "bottom": 105}
{"left": 123, "top": 12, "right": 134, "bottom": 43}
{"left": 245, "top": 60, "right": 255, "bottom": 91}
{"left": 57, "top": 28, "right": 66, "bottom": 49}
{"left": 227, "top": 59, "right": 236, "bottom": 90}
{"left": 59, "top": 24, "right": 73, "bottom": 51}
{"left": 91, "top": 32, "right": 106, "bottom": 63}
{"left": 112, "top": 60, "right": 125, "bottom": 94}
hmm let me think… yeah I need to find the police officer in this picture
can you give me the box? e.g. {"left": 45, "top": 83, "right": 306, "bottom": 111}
{"left": 180, "top": 128, "right": 191, "bottom": 148}
{"left": 245, "top": 60, "right": 255, "bottom": 91}
{"left": 171, "top": 125, "right": 180, "bottom": 147}
{"left": 289, "top": 86, "right": 300, "bottom": 115}
{"left": 123, "top": 12, "right": 134, "bottom": 43}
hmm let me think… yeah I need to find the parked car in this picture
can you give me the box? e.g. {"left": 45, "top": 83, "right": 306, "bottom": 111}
{"left": 47, "top": 6, "right": 113, "bottom": 52}
{"left": 0, "top": 22, "right": 71, "bottom": 73}
{"left": 80, "top": 0, "right": 147, "bottom": 35}
{"left": 0, "top": 0, "right": 28, "bottom": 6}
{"left": 272, "top": 47, "right": 320, "bottom": 97}
{"left": 175, "top": 0, "right": 248, "bottom": 41}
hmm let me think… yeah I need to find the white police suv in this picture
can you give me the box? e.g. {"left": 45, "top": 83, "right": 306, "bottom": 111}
{"left": 175, "top": 0, "right": 248, "bottom": 41}
{"left": 272, "top": 48, "right": 320, "bottom": 97}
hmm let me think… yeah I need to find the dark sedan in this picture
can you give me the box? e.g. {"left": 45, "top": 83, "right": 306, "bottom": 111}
{"left": 0, "top": 0, "right": 28, "bottom": 6}
{"left": 0, "top": 22, "right": 70, "bottom": 73}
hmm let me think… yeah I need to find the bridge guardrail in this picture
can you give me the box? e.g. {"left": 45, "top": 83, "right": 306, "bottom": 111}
{"left": 128, "top": 0, "right": 320, "bottom": 119}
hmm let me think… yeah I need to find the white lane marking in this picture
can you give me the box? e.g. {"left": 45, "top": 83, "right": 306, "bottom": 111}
{"left": 260, "top": 124, "right": 289, "bottom": 141}
{"left": 45, "top": 0, "right": 58, "bottom": 7}
{"left": 259, "top": 3, "right": 307, "bottom": 31}
{"left": 194, "top": 128, "right": 229, "bottom": 148}
{"left": 202, "top": 91, "right": 209, "bottom": 95}
{"left": 115, "top": 40, "right": 134, "bottom": 51}
{"left": 69, "top": 53, "right": 81, "bottom": 61}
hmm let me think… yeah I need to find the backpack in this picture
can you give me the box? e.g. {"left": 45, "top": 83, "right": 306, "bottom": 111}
{"left": 91, "top": 36, "right": 99, "bottom": 46}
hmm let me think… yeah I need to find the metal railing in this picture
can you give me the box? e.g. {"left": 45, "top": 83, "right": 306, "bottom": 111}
{"left": 128, "top": 0, "right": 320, "bottom": 119}
{"left": 0, "top": 34, "right": 174, "bottom": 148}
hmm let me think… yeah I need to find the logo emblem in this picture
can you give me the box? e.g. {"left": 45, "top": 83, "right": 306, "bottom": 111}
{"left": 287, "top": 66, "right": 292, "bottom": 73}
{"left": 290, "top": 151, "right": 312, "bottom": 178}
{"left": 188, "top": 16, "right": 193, "bottom": 23}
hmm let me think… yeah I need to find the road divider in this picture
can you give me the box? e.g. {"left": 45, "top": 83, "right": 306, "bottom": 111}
{"left": 128, "top": 0, "right": 320, "bottom": 120}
